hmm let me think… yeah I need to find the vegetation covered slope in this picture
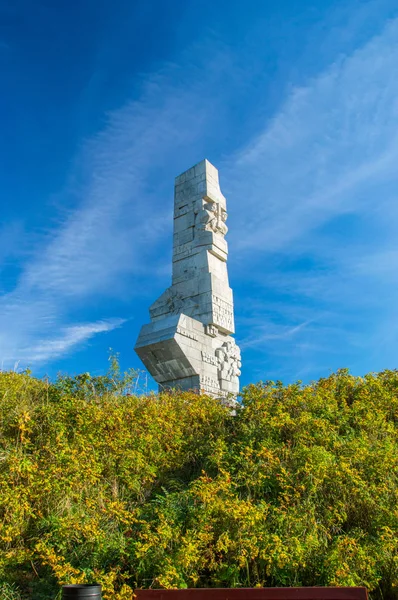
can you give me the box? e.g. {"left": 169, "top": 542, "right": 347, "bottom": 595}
{"left": 1, "top": 366, "right": 398, "bottom": 599}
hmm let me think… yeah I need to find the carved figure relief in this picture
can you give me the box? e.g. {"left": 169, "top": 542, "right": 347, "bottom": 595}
{"left": 164, "top": 291, "right": 199, "bottom": 318}
{"left": 195, "top": 198, "right": 228, "bottom": 236}
{"left": 215, "top": 339, "right": 242, "bottom": 383}
{"left": 166, "top": 291, "right": 184, "bottom": 314}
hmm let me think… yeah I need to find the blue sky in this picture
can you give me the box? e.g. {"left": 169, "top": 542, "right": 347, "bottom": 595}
{"left": 1, "top": 0, "right": 398, "bottom": 389}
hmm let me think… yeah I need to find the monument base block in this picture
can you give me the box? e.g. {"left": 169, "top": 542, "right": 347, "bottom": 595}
{"left": 135, "top": 313, "right": 240, "bottom": 401}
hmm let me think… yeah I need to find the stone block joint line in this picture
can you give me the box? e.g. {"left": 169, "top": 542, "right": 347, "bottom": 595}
{"left": 135, "top": 159, "right": 241, "bottom": 403}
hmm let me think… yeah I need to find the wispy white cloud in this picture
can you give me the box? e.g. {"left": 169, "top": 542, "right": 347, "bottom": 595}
{"left": 20, "top": 49, "right": 239, "bottom": 299}
{"left": 227, "top": 18, "right": 398, "bottom": 252}
{"left": 0, "top": 290, "right": 124, "bottom": 364}
{"left": 240, "top": 319, "right": 315, "bottom": 350}
{"left": 223, "top": 18, "right": 398, "bottom": 378}
{"left": 19, "top": 319, "right": 125, "bottom": 363}
{"left": 0, "top": 48, "right": 235, "bottom": 366}
{"left": 0, "top": 221, "right": 26, "bottom": 272}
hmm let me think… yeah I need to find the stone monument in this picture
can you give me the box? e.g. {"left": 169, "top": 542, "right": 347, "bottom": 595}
{"left": 135, "top": 159, "right": 241, "bottom": 401}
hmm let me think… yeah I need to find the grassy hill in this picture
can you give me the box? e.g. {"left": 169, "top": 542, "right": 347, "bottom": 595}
{"left": 1, "top": 364, "right": 398, "bottom": 599}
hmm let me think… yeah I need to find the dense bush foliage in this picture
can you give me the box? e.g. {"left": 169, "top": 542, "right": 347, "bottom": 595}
{"left": 1, "top": 365, "right": 398, "bottom": 599}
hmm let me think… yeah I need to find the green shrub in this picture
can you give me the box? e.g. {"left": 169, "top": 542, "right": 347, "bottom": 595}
{"left": 0, "top": 582, "right": 22, "bottom": 600}
{"left": 1, "top": 366, "right": 398, "bottom": 598}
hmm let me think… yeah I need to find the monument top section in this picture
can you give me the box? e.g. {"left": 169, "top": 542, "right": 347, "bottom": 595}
{"left": 172, "top": 158, "right": 228, "bottom": 271}
{"left": 175, "top": 158, "right": 224, "bottom": 201}
{"left": 135, "top": 159, "right": 241, "bottom": 401}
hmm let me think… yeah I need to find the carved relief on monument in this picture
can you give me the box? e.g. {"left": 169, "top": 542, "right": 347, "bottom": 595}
{"left": 195, "top": 198, "right": 228, "bottom": 236}
{"left": 205, "top": 324, "right": 218, "bottom": 337}
{"left": 166, "top": 291, "right": 184, "bottom": 314}
{"left": 176, "top": 326, "right": 199, "bottom": 342}
{"left": 216, "top": 339, "right": 242, "bottom": 383}
{"left": 201, "top": 350, "right": 219, "bottom": 366}
{"left": 211, "top": 294, "right": 234, "bottom": 332}
{"left": 200, "top": 375, "right": 223, "bottom": 396}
